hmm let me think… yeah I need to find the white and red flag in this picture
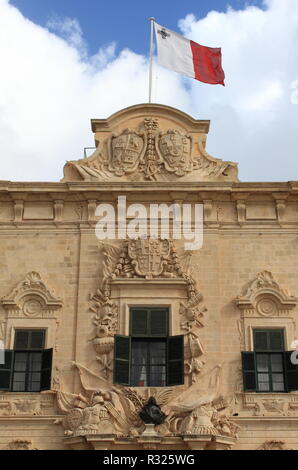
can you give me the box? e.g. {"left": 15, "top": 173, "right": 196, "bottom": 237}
{"left": 154, "top": 22, "right": 225, "bottom": 86}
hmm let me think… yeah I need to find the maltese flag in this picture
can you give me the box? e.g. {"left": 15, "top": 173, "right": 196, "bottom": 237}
{"left": 154, "top": 22, "right": 225, "bottom": 86}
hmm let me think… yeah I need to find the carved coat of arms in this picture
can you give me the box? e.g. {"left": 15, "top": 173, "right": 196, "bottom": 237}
{"left": 157, "top": 129, "right": 192, "bottom": 176}
{"left": 108, "top": 128, "right": 146, "bottom": 176}
{"left": 128, "top": 239, "right": 171, "bottom": 279}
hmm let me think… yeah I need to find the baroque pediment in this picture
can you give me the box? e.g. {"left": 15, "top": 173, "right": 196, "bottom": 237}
{"left": 62, "top": 104, "right": 238, "bottom": 183}
{"left": 236, "top": 270, "right": 297, "bottom": 311}
{"left": 1, "top": 271, "right": 63, "bottom": 317}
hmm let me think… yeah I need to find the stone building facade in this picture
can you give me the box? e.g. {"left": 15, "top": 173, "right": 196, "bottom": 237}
{"left": 0, "top": 103, "right": 298, "bottom": 450}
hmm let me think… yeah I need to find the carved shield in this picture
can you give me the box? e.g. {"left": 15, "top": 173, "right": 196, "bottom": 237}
{"left": 128, "top": 239, "right": 170, "bottom": 279}
{"left": 158, "top": 129, "right": 192, "bottom": 176}
{"left": 109, "top": 129, "right": 145, "bottom": 176}
{"left": 64, "top": 408, "right": 84, "bottom": 432}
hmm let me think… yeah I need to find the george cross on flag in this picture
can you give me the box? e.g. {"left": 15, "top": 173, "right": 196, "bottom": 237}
{"left": 153, "top": 21, "right": 225, "bottom": 86}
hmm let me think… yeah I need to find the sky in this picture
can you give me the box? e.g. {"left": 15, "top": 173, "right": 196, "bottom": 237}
{"left": 1, "top": 0, "right": 298, "bottom": 182}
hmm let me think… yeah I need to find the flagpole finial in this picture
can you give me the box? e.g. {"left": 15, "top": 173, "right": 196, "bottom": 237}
{"left": 150, "top": 17, "right": 155, "bottom": 21}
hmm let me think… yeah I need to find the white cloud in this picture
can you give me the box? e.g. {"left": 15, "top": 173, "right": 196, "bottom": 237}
{"left": 178, "top": 0, "right": 298, "bottom": 181}
{"left": 0, "top": 0, "right": 297, "bottom": 182}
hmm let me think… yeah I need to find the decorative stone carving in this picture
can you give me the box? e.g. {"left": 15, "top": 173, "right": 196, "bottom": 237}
{"left": 236, "top": 270, "right": 298, "bottom": 316}
{"left": 8, "top": 440, "right": 36, "bottom": 450}
{"left": 1, "top": 271, "right": 63, "bottom": 318}
{"left": 62, "top": 105, "right": 238, "bottom": 183}
{"left": 59, "top": 363, "right": 151, "bottom": 437}
{"left": 257, "top": 440, "right": 289, "bottom": 450}
{"left": 212, "top": 413, "right": 240, "bottom": 438}
{"left": 180, "top": 296, "right": 205, "bottom": 332}
{"left": 92, "top": 239, "right": 206, "bottom": 384}
{"left": 157, "top": 129, "right": 192, "bottom": 176}
{"left": 90, "top": 291, "right": 118, "bottom": 379}
{"left": 108, "top": 128, "right": 146, "bottom": 176}
{"left": 163, "top": 365, "right": 238, "bottom": 441}
{"left": 184, "top": 332, "right": 205, "bottom": 384}
{"left": 127, "top": 238, "right": 172, "bottom": 278}
{"left": 0, "top": 394, "right": 54, "bottom": 416}
{"left": 242, "top": 393, "right": 298, "bottom": 417}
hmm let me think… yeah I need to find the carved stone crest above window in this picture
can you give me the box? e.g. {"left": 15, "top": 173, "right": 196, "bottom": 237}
{"left": 1, "top": 271, "right": 63, "bottom": 318}
{"left": 236, "top": 270, "right": 298, "bottom": 317}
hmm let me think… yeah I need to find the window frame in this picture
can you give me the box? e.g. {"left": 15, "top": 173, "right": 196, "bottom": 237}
{"left": 0, "top": 328, "right": 53, "bottom": 393}
{"left": 114, "top": 307, "right": 184, "bottom": 387}
{"left": 253, "top": 329, "right": 286, "bottom": 393}
{"left": 241, "top": 328, "right": 298, "bottom": 393}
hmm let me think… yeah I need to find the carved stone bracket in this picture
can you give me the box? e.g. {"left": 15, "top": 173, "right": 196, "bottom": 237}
{"left": 272, "top": 192, "right": 290, "bottom": 226}
{"left": 231, "top": 193, "right": 250, "bottom": 225}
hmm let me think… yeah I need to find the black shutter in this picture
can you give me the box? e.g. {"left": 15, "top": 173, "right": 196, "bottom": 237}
{"left": 284, "top": 351, "right": 298, "bottom": 392}
{"left": 241, "top": 352, "right": 257, "bottom": 391}
{"left": 40, "top": 348, "right": 53, "bottom": 391}
{"left": 150, "top": 309, "right": 168, "bottom": 336}
{"left": 0, "top": 350, "right": 13, "bottom": 391}
{"left": 114, "top": 335, "right": 131, "bottom": 385}
{"left": 167, "top": 335, "right": 184, "bottom": 386}
{"left": 131, "top": 309, "right": 149, "bottom": 336}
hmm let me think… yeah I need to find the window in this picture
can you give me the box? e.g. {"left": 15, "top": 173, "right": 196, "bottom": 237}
{"left": 242, "top": 329, "right": 298, "bottom": 392}
{"left": 0, "top": 329, "right": 52, "bottom": 392}
{"left": 114, "top": 308, "right": 184, "bottom": 387}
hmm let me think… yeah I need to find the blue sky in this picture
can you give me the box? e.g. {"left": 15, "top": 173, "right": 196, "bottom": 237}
{"left": 10, "top": 0, "right": 262, "bottom": 56}
{"left": 1, "top": 0, "right": 298, "bottom": 182}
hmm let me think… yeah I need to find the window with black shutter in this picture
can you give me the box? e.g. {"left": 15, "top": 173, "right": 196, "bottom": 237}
{"left": 241, "top": 329, "right": 298, "bottom": 393}
{"left": 114, "top": 308, "right": 184, "bottom": 387}
{"left": 0, "top": 329, "right": 53, "bottom": 392}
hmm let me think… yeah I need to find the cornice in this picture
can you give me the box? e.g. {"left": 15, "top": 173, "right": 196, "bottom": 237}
{"left": 0, "top": 180, "right": 298, "bottom": 196}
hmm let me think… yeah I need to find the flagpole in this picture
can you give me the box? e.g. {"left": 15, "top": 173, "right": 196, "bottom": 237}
{"left": 148, "top": 17, "right": 155, "bottom": 103}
